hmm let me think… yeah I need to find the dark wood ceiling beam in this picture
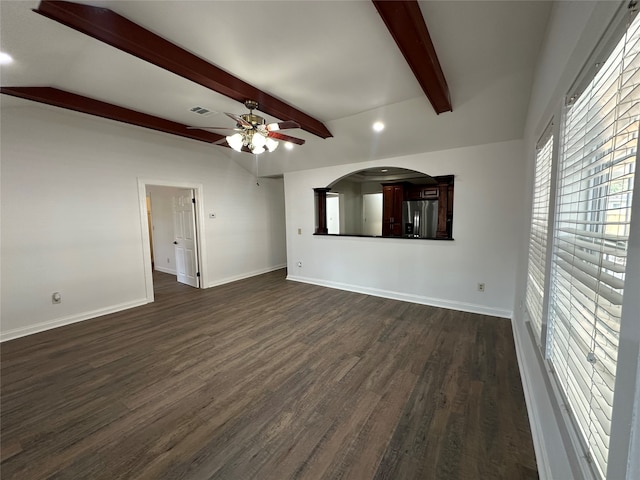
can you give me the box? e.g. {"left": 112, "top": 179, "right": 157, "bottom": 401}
{"left": 0, "top": 86, "right": 226, "bottom": 145}
{"left": 372, "top": 0, "right": 452, "bottom": 114}
{"left": 33, "top": 0, "right": 332, "bottom": 139}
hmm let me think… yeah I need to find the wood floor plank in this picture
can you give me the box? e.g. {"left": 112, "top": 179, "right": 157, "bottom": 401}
{"left": 319, "top": 368, "right": 419, "bottom": 480}
{"left": 0, "top": 269, "right": 537, "bottom": 479}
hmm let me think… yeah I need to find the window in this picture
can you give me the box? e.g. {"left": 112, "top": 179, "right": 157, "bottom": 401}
{"left": 525, "top": 128, "right": 554, "bottom": 340}
{"left": 546, "top": 10, "right": 639, "bottom": 478}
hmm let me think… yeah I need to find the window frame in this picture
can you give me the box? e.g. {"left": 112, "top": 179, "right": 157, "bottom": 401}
{"left": 525, "top": 121, "right": 556, "bottom": 349}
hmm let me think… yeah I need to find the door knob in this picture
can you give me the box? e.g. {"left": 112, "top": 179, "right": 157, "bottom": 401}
{"left": 173, "top": 241, "right": 178, "bottom": 245}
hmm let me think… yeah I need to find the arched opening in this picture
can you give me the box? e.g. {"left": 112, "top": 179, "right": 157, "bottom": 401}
{"left": 314, "top": 167, "right": 454, "bottom": 239}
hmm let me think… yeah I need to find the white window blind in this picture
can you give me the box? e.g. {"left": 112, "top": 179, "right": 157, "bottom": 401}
{"left": 525, "top": 131, "right": 554, "bottom": 340}
{"left": 547, "top": 10, "right": 639, "bottom": 479}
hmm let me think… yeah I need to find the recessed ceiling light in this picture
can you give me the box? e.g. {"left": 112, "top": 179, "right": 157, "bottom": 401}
{"left": 0, "top": 52, "right": 14, "bottom": 65}
{"left": 373, "top": 121, "right": 385, "bottom": 132}
{"left": 284, "top": 142, "right": 294, "bottom": 150}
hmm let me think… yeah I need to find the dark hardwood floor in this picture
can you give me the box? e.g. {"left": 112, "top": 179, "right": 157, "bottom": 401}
{"left": 1, "top": 270, "right": 537, "bottom": 479}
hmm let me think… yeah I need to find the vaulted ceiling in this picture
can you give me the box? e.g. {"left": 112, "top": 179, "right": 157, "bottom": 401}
{"left": 0, "top": 1, "right": 552, "bottom": 176}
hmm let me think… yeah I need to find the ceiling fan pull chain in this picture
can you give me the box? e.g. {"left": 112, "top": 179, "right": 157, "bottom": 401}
{"left": 255, "top": 154, "right": 260, "bottom": 186}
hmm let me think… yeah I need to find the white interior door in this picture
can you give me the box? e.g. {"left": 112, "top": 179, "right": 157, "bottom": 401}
{"left": 173, "top": 190, "right": 199, "bottom": 287}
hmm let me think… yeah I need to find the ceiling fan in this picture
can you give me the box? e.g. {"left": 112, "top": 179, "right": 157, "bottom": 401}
{"left": 189, "top": 100, "right": 305, "bottom": 154}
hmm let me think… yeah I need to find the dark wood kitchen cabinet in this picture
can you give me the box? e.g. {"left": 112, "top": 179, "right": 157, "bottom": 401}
{"left": 436, "top": 176, "right": 454, "bottom": 239}
{"left": 407, "top": 185, "right": 439, "bottom": 200}
{"left": 382, "top": 176, "right": 454, "bottom": 239}
{"left": 382, "top": 183, "right": 406, "bottom": 236}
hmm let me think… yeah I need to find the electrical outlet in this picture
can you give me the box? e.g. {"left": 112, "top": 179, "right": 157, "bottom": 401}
{"left": 477, "top": 282, "right": 485, "bottom": 292}
{"left": 297, "top": 261, "right": 303, "bottom": 268}
{"left": 52, "top": 292, "right": 62, "bottom": 304}
{"left": 297, "top": 228, "right": 302, "bottom": 235}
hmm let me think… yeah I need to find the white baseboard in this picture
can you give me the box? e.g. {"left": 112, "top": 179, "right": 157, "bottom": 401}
{"left": 0, "top": 298, "right": 149, "bottom": 342}
{"left": 511, "top": 316, "right": 576, "bottom": 480}
{"left": 206, "top": 264, "right": 286, "bottom": 288}
{"left": 2, "top": 265, "right": 286, "bottom": 342}
{"left": 154, "top": 266, "right": 176, "bottom": 275}
{"left": 286, "top": 275, "right": 512, "bottom": 318}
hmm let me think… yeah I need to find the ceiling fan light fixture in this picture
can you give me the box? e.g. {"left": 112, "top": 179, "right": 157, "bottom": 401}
{"left": 198, "top": 101, "right": 303, "bottom": 154}
{"left": 226, "top": 133, "right": 243, "bottom": 152}
{"left": 252, "top": 132, "right": 267, "bottom": 148}
{"left": 266, "top": 137, "right": 279, "bottom": 152}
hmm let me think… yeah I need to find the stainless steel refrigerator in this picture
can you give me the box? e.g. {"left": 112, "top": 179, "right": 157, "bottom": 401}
{"left": 402, "top": 200, "right": 438, "bottom": 238}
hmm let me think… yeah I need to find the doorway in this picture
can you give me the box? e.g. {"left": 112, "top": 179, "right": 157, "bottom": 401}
{"left": 138, "top": 179, "right": 207, "bottom": 303}
{"left": 326, "top": 193, "right": 340, "bottom": 234}
{"left": 362, "top": 193, "right": 383, "bottom": 236}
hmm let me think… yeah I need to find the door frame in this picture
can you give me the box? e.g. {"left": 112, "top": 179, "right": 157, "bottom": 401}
{"left": 137, "top": 178, "right": 207, "bottom": 303}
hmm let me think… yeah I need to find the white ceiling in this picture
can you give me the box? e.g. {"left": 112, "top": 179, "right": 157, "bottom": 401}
{"left": 0, "top": 0, "right": 553, "bottom": 176}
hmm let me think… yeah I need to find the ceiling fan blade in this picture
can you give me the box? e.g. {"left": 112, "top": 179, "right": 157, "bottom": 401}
{"left": 225, "top": 112, "right": 253, "bottom": 128}
{"left": 213, "top": 137, "right": 229, "bottom": 145}
{"left": 267, "top": 120, "right": 300, "bottom": 131}
{"left": 268, "top": 131, "right": 306, "bottom": 145}
{"left": 187, "top": 126, "right": 242, "bottom": 132}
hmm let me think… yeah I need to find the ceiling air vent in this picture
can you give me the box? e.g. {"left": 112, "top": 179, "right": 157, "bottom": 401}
{"left": 189, "top": 106, "right": 215, "bottom": 117}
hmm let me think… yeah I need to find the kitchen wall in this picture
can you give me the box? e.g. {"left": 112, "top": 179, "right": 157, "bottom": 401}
{"left": 285, "top": 139, "right": 525, "bottom": 318}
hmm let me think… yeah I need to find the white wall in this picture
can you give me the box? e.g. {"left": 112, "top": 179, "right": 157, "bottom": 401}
{"left": 514, "top": 2, "right": 640, "bottom": 479}
{"left": 285, "top": 139, "right": 525, "bottom": 318}
{"left": 0, "top": 103, "right": 286, "bottom": 341}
